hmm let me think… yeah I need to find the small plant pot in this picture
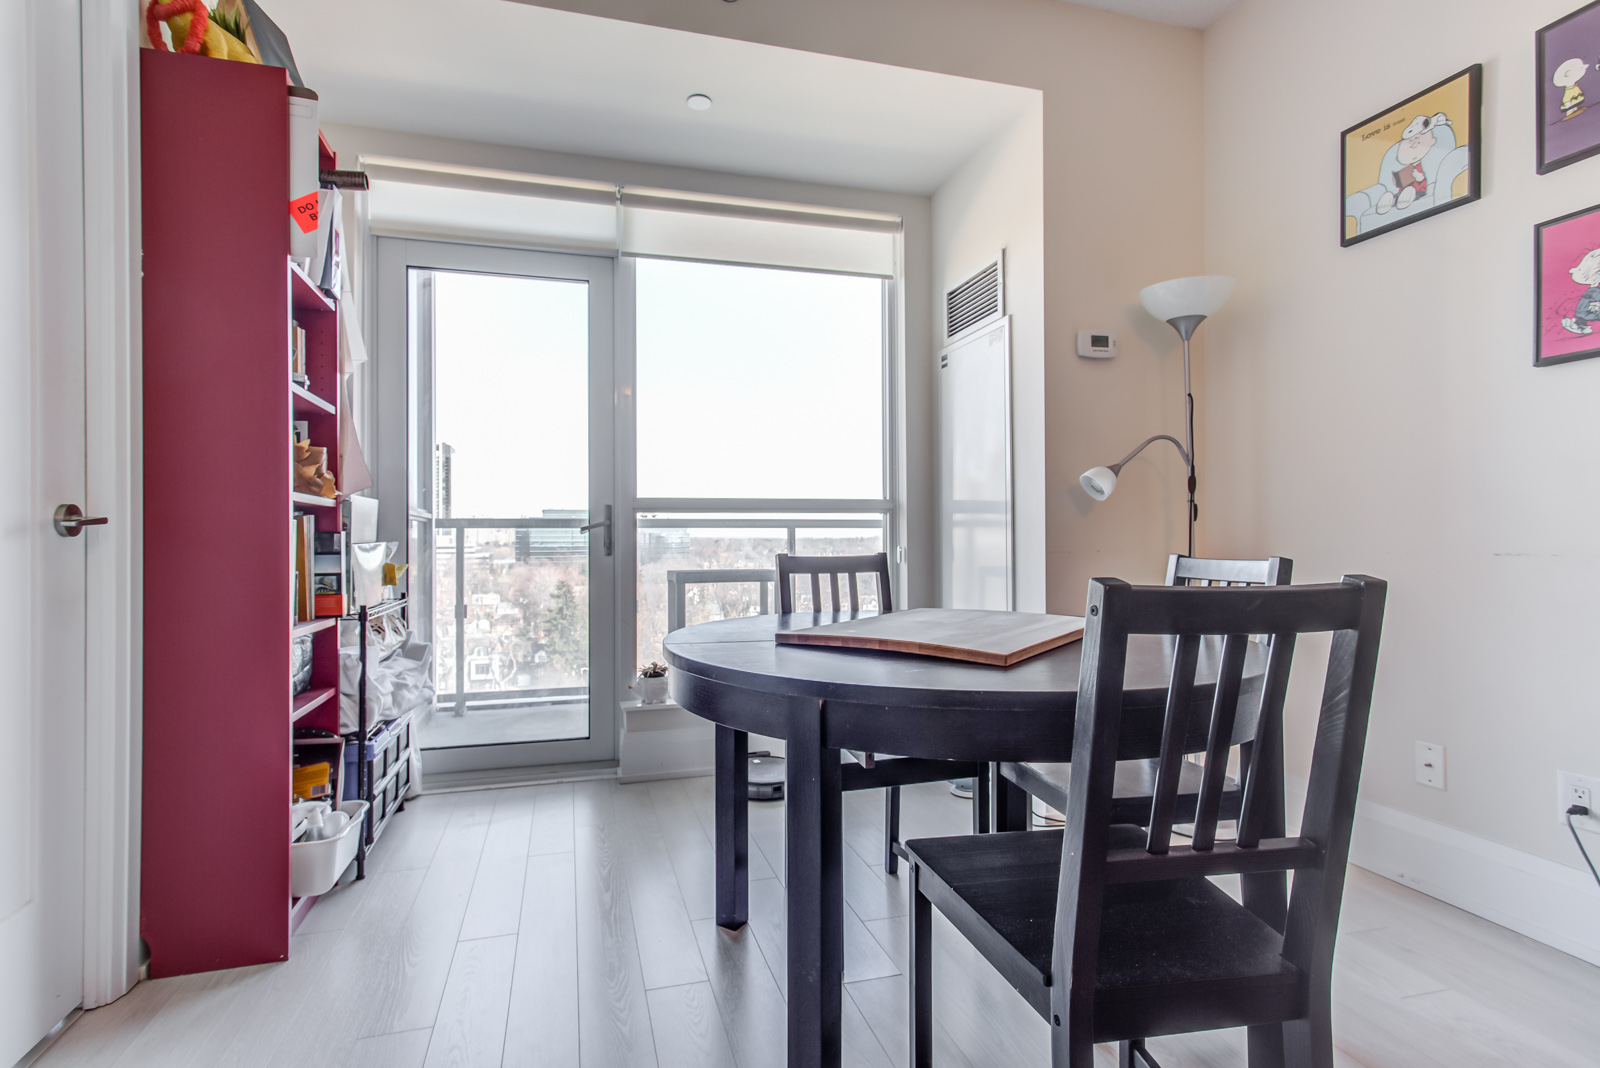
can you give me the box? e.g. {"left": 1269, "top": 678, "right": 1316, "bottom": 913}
{"left": 633, "top": 674, "right": 669, "bottom": 704}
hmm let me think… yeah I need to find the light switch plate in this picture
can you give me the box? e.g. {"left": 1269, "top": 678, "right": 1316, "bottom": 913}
{"left": 1415, "top": 742, "right": 1445, "bottom": 790}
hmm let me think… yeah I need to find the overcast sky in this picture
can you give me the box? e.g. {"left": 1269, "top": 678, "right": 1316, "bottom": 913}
{"left": 433, "top": 259, "right": 884, "bottom": 518}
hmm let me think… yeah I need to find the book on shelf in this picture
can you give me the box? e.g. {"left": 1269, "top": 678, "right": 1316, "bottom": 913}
{"left": 293, "top": 514, "right": 315, "bottom": 623}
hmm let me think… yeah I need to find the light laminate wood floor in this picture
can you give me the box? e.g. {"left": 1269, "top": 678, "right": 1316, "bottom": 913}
{"left": 33, "top": 778, "right": 1600, "bottom": 1068}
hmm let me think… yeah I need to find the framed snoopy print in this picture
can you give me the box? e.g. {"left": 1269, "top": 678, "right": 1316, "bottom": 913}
{"left": 1535, "top": 203, "right": 1600, "bottom": 367}
{"left": 1537, "top": 2, "right": 1600, "bottom": 174}
{"left": 1340, "top": 65, "right": 1482, "bottom": 247}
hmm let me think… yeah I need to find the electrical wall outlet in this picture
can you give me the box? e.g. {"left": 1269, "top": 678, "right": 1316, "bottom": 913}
{"left": 1556, "top": 771, "right": 1600, "bottom": 832}
{"left": 1414, "top": 742, "right": 1445, "bottom": 790}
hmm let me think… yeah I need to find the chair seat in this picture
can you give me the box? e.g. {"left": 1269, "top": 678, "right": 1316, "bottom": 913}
{"left": 904, "top": 828, "right": 1302, "bottom": 1039}
{"left": 1002, "top": 759, "right": 1241, "bottom": 826}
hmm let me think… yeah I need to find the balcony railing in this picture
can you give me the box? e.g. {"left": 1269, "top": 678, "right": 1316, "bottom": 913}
{"left": 432, "top": 512, "right": 888, "bottom": 718}
{"left": 435, "top": 515, "right": 589, "bottom": 717}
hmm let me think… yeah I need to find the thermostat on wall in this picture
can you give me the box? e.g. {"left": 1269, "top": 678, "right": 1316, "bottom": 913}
{"left": 1076, "top": 330, "right": 1118, "bottom": 359}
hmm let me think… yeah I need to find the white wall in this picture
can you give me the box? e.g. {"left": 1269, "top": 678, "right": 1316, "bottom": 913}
{"left": 1205, "top": 0, "right": 1600, "bottom": 879}
{"left": 932, "top": 104, "right": 1047, "bottom": 609}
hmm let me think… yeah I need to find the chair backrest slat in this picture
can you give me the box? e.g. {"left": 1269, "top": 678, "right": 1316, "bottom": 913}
{"left": 1235, "top": 630, "right": 1297, "bottom": 848}
{"left": 1144, "top": 633, "right": 1201, "bottom": 855}
{"left": 1189, "top": 632, "right": 1249, "bottom": 851}
{"left": 776, "top": 553, "right": 894, "bottom": 615}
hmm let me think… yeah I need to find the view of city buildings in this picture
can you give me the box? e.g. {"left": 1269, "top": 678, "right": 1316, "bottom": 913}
{"left": 431, "top": 518, "right": 885, "bottom": 709}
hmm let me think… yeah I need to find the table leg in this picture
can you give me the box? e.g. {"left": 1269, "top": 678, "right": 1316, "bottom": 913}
{"left": 973, "top": 761, "right": 992, "bottom": 833}
{"left": 992, "top": 764, "right": 1030, "bottom": 833}
{"left": 715, "top": 724, "right": 749, "bottom": 930}
{"left": 786, "top": 697, "right": 843, "bottom": 1068}
{"left": 884, "top": 786, "right": 901, "bottom": 874}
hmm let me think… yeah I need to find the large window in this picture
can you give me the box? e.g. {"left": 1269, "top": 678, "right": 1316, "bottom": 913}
{"left": 635, "top": 259, "right": 885, "bottom": 499}
{"left": 632, "top": 258, "right": 891, "bottom": 667}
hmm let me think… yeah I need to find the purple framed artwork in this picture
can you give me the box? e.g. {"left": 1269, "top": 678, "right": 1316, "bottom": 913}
{"left": 1535, "top": 203, "right": 1600, "bottom": 367}
{"left": 1538, "top": 2, "right": 1600, "bottom": 174}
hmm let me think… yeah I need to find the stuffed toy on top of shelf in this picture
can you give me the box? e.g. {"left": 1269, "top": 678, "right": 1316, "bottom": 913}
{"left": 145, "top": 0, "right": 257, "bottom": 64}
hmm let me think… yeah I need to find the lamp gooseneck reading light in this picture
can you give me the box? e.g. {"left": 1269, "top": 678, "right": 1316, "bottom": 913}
{"left": 1079, "top": 434, "right": 1190, "bottom": 501}
{"left": 1079, "top": 275, "right": 1234, "bottom": 557}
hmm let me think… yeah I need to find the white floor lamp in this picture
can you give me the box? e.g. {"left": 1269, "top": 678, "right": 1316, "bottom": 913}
{"left": 1078, "top": 275, "right": 1235, "bottom": 557}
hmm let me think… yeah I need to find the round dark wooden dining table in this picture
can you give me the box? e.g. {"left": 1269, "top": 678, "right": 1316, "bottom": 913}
{"left": 664, "top": 611, "right": 1265, "bottom": 1068}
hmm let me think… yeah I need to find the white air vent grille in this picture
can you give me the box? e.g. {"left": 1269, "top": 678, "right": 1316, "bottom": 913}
{"left": 946, "top": 252, "right": 1004, "bottom": 342}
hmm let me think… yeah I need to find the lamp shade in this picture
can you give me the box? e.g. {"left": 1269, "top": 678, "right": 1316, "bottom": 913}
{"left": 1139, "top": 275, "right": 1236, "bottom": 323}
{"left": 1079, "top": 466, "right": 1117, "bottom": 501}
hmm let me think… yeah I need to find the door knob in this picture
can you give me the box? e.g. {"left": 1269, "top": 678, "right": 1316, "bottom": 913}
{"left": 54, "top": 503, "right": 109, "bottom": 538}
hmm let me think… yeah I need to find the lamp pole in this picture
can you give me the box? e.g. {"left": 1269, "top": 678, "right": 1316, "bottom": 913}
{"left": 1167, "top": 314, "right": 1206, "bottom": 558}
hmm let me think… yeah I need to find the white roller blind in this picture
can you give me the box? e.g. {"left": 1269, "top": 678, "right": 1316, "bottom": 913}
{"left": 357, "top": 157, "right": 901, "bottom": 276}
{"left": 620, "top": 191, "right": 898, "bottom": 277}
{"left": 366, "top": 179, "right": 618, "bottom": 250}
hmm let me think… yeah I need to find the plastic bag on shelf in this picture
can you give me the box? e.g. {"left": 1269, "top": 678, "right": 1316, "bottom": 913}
{"left": 339, "top": 630, "right": 435, "bottom": 735}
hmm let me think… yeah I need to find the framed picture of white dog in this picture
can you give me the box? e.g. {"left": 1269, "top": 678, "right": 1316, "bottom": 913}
{"left": 1535, "top": 203, "right": 1600, "bottom": 367}
{"left": 1340, "top": 65, "right": 1482, "bottom": 248}
{"left": 1537, "top": 2, "right": 1600, "bottom": 175}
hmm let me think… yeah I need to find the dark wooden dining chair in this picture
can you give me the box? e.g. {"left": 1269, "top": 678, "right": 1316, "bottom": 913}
{"left": 993, "top": 555, "right": 1293, "bottom": 841}
{"left": 904, "top": 574, "right": 1386, "bottom": 1067}
{"left": 776, "top": 552, "right": 989, "bottom": 873}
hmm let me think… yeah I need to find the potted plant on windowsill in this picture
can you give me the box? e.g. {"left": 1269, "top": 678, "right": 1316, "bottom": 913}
{"left": 633, "top": 661, "right": 669, "bottom": 704}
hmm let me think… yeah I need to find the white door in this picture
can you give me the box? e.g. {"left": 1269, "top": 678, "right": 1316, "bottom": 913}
{"left": 0, "top": 0, "right": 88, "bottom": 1060}
{"left": 376, "top": 240, "right": 618, "bottom": 775}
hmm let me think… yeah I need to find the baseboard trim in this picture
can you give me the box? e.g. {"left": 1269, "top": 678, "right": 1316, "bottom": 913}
{"left": 1289, "top": 776, "right": 1600, "bottom": 966}
{"left": 618, "top": 766, "right": 714, "bottom": 785}
{"left": 12, "top": 1008, "right": 82, "bottom": 1068}
{"left": 422, "top": 760, "right": 618, "bottom": 794}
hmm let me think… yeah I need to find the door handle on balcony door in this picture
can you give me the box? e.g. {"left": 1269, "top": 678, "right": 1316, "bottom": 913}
{"left": 54, "top": 503, "right": 109, "bottom": 538}
{"left": 579, "top": 505, "right": 613, "bottom": 556}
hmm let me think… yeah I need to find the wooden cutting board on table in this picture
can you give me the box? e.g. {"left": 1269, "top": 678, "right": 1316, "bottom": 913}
{"left": 775, "top": 607, "right": 1085, "bottom": 666}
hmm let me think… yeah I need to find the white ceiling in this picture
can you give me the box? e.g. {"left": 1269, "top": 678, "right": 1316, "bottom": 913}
{"left": 269, "top": 0, "right": 1038, "bottom": 195}
{"left": 1065, "top": 0, "right": 1241, "bottom": 30}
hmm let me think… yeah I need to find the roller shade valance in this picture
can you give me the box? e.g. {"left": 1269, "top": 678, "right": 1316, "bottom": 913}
{"left": 360, "top": 156, "right": 900, "bottom": 277}
{"left": 619, "top": 202, "right": 897, "bottom": 277}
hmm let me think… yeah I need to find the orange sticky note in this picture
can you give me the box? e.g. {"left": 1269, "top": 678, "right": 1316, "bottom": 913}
{"left": 289, "top": 191, "right": 320, "bottom": 234}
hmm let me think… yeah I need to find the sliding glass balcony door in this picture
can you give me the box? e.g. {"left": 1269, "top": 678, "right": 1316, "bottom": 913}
{"left": 378, "top": 240, "right": 616, "bottom": 771}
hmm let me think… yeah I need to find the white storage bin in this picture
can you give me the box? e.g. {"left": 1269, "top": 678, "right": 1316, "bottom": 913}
{"left": 291, "top": 800, "right": 367, "bottom": 898}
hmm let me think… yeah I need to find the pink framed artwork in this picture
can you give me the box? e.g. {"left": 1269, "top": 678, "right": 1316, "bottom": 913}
{"left": 1535, "top": 202, "right": 1600, "bottom": 367}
